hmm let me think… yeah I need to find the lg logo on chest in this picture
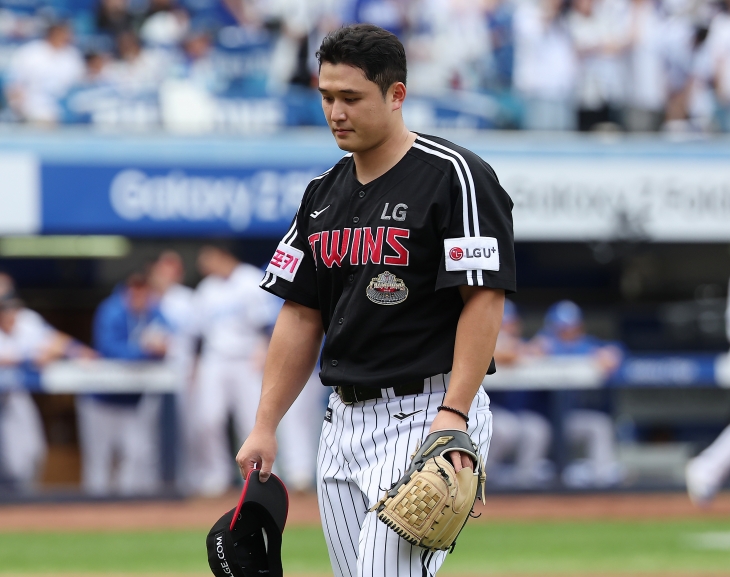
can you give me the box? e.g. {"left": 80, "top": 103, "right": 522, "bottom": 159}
{"left": 381, "top": 203, "right": 407, "bottom": 221}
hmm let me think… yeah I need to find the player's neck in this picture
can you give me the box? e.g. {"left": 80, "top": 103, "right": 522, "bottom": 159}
{"left": 352, "top": 127, "right": 416, "bottom": 185}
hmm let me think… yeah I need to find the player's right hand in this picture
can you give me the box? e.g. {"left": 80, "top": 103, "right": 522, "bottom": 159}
{"left": 236, "top": 426, "right": 278, "bottom": 482}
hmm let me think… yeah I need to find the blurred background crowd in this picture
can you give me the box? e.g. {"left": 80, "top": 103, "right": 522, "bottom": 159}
{"left": 1, "top": 0, "right": 730, "bottom": 131}
{"left": 0, "top": 246, "right": 325, "bottom": 497}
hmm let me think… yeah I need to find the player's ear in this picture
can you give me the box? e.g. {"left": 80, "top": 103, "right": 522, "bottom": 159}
{"left": 390, "top": 82, "right": 406, "bottom": 111}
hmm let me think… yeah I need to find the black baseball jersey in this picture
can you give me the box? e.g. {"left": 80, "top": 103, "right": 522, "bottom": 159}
{"left": 260, "top": 134, "right": 516, "bottom": 388}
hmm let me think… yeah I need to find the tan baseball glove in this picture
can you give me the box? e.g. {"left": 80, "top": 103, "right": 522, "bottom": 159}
{"left": 370, "top": 429, "right": 486, "bottom": 552}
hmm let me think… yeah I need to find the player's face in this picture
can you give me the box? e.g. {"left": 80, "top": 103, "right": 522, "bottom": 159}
{"left": 319, "top": 62, "right": 403, "bottom": 153}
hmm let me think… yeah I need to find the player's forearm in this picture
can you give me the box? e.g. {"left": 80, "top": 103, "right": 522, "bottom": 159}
{"left": 255, "top": 300, "right": 324, "bottom": 432}
{"left": 443, "top": 287, "right": 505, "bottom": 414}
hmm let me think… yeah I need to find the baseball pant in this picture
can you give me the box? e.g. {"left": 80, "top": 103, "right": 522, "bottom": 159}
{"left": 0, "top": 391, "right": 47, "bottom": 487}
{"left": 489, "top": 406, "right": 552, "bottom": 487}
{"left": 76, "top": 395, "right": 161, "bottom": 495}
{"left": 687, "top": 423, "right": 730, "bottom": 494}
{"left": 563, "top": 409, "right": 621, "bottom": 487}
{"left": 188, "top": 355, "right": 262, "bottom": 496}
{"left": 317, "top": 374, "right": 492, "bottom": 577}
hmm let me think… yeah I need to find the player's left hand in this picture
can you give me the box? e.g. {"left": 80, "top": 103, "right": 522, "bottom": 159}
{"left": 428, "top": 409, "right": 473, "bottom": 473}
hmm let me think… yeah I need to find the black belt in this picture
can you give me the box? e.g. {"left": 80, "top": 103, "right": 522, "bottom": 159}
{"left": 335, "top": 381, "right": 425, "bottom": 404}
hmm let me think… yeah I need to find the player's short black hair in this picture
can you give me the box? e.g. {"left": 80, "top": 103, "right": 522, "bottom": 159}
{"left": 316, "top": 24, "right": 407, "bottom": 97}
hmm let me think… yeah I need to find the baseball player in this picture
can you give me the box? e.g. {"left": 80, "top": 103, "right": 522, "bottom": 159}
{"left": 149, "top": 251, "right": 197, "bottom": 493}
{"left": 236, "top": 24, "right": 515, "bottom": 577}
{"left": 0, "top": 273, "right": 96, "bottom": 489}
{"left": 77, "top": 272, "right": 168, "bottom": 495}
{"left": 531, "top": 300, "right": 624, "bottom": 488}
{"left": 188, "top": 245, "right": 278, "bottom": 496}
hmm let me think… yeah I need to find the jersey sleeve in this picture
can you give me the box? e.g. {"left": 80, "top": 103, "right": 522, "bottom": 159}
{"left": 259, "top": 187, "right": 319, "bottom": 309}
{"left": 436, "top": 155, "right": 516, "bottom": 293}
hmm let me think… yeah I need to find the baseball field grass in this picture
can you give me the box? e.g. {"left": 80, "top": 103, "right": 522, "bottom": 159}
{"left": 1, "top": 519, "right": 730, "bottom": 576}
{"left": 1, "top": 493, "right": 729, "bottom": 576}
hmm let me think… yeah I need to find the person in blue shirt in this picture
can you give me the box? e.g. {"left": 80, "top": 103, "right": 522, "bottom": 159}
{"left": 531, "top": 300, "right": 624, "bottom": 488}
{"left": 76, "top": 272, "right": 169, "bottom": 495}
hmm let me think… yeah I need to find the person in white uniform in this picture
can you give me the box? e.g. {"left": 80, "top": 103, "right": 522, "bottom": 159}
{"left": 0, "top": 275, "right": 96, "bottom": 489}
{"left": 149, "top": 251, "right": 197, "bottom": 493}
{"left": 685, "top": 276, "right": 730, "bottom": 505}
{"left": 188, "top": 245, "right": 277, "bottom": 496}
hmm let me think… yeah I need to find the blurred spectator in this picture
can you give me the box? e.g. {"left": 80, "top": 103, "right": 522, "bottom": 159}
{"left": 485, "top": 300, "right": 555, "bottom": 488}
{"left": 484, "top": 0, "right": 516, "bottom": 90}
{"left": 105, "top": 29, "right": 171, "bottom": 95}
{"left": 187, "top": 245, "right": 277, "bottom": 496}
{"left": 407, "top": 0, "right": 492, "bottom": 95}
{"left": 623, "top": 0, "right": 668, "bottom": 131}
{"left": 0, "top": 273, "right": 95, "bottom": 490}
{"left": 348, "top": 0, "right": 407, "bottom": 36}
{"left": 262, "top": 0, "right": 344, "bottom": 92}
{"left": 175, "top": 30, "right": 225, "bottom": 92}
{"left": 139, "top": 0, "right": 191, "bottom": 47}
{"left": 568, "top": 0, "right": 631, "bottom": 131}
{"left": 685, "top": 276, "right": 730, "bottom": 505}
{"left": 148, "top": 251, "right": 196, "bottom": 493}
{"left": 96, "top": 0, "right": 135, "bottom": 37}
{"left": 687, "top": 25, "right": 716, "bottom": 131}
{"left": 4, "top": 21, "right": 84, "bottom": 124}
{"left": 83, "top": 51, "right": 112, "bottom": 85}
{"left": 512, "top": 0, "right": 577, "bottom": 129}
{"left": 706, "top": 0, "right": 730, "bottom": 131}
{"left": 76, "top": 272, "right": 168, "bottom": 495}
{"left": 532, "top": 300, "right": 624, "bottom": 488}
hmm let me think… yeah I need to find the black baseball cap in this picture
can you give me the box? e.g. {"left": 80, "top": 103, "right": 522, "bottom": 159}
{"left": 206, "top": 470, "right": 289, "bottom": 577}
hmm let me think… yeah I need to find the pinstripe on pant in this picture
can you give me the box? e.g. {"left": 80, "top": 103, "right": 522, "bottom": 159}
{"left": 316, "top": 374, "right": 492, "bottom": 577}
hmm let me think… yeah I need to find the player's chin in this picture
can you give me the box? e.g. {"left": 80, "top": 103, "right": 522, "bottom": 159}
{"left": 333, "top": 132, "right": 359, "bottom": 151}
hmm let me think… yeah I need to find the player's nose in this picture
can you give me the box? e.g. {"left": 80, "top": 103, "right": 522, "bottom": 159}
{"left": 329, "top": 101, "right": 347, "bottom": 122}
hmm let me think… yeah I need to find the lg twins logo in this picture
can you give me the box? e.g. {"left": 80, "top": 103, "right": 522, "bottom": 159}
{"left": 445, "top": 237, "right": 500, "bottom": 272}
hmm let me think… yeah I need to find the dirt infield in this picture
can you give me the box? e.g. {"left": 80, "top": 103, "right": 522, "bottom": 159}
{"left": 0, "top": 491, "right": 729, "bottom": 532}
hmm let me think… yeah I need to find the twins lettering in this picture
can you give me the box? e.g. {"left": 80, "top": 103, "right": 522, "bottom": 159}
{"left": 309, "top": 227, "right": 410, "bottom": 268}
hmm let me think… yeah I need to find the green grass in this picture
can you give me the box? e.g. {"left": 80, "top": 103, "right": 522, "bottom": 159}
{"left": 1, "top": 520, "right": 729, "bottom": 574}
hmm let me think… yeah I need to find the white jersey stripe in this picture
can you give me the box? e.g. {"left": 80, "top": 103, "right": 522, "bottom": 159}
{"left": 417, "top": 137, "right": 486, "bottom": 286}
{"left": 417, "top": 136, "right": 480, "bottom": 235}
{"left": 412, "top": 141, "right": 475, "bottom": 286}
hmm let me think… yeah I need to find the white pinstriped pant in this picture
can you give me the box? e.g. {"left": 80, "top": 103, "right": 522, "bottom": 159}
{"left": 316, "top": 374, "right": 492, "bottom": 577}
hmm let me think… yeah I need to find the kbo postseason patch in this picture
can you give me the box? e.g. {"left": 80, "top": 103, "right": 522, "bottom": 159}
{"left": 266, "top": 242, "right": 305, "bottom": 282}
{"left": 444, "top": 237, "right": 500, "bottom": 272}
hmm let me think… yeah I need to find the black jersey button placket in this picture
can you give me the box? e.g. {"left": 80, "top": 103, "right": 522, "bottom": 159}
{"left": 348, "top": 274, "right": 355, "bottom": 282}
{"left": 358, "top": 190, "right": 365, "bottom": 198}
{"left": 338, "top": 318, "right": 344, "bottom": 325}
{"left": 331, "top": 360, "right": 338, "bottom": 367}
{"left": 352, "top": 216, "right": 359, "bottom": 223}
